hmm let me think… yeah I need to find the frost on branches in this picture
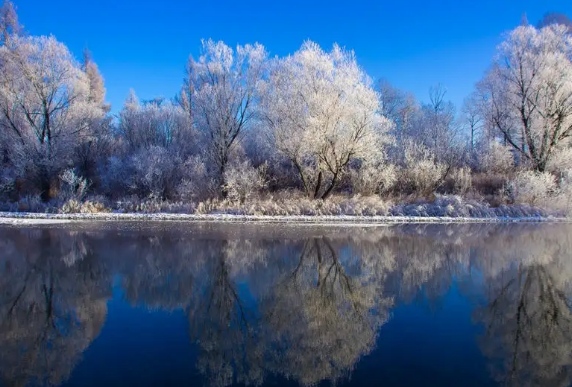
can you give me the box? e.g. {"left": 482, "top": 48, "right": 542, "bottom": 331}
{"left": 0, "top": 35, "right": 106, "bottom": 199}
{"left": 478, "top": 24, "right": 572, "bottom": 172}
{"left": 186, "top": 39, "right": 267, "bottom": 185}
{"left": 261, "top": 41, "right": 393, "bottom": 200}
{"left": 1, "top": 4, "right": 572, "bottom": 218}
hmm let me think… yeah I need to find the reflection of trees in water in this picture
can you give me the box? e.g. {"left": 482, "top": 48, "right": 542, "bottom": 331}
{"left": 472, "top": 228, "right": 572, "bottom": 387}
{"left": 187, "top": 241, "right": 265, "bottom": 387}
{"left": 116, "top": 235, "right": 199, "bottom": 310}
{"left": 377, "top": 224, "right": 572, "bottom": 387}
{"left": 184, "top": 236, "right": 395, "bottom": 387}
{"left": 2, "top": 223, "right": 572, "bottom": 387}
{"left": 260, "top": 237, "right": 394, "bottom": 386}
{"left": 0, "top": 229, "right": 111, "bottom": 387}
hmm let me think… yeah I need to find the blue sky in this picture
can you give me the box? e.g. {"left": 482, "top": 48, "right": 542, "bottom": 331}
{"left": 15, "top": 0, "right": 572, "bottom": 113}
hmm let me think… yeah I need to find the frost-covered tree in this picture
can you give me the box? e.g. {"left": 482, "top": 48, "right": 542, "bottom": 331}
{"left": 82, "top": 48, "right": 109, "bottom": 112}
{"left": 0, "top": 35, "right": 105, "bottom": 199}
{"left": 186, "top": 39, "right": 267, "bottom": 185}
{"left": 176, "top": 56, "right": 195, "bottom": 120}
{"left": 409, "top": 84, "right": 463, "bottom": 165}
{"left": 262, "top": 41, "right": 392, "bottom": 200}
{"left": 106, "top": 92, "right": 198, "bottom": 199}
{"left": 0, "top": 0, "right": 21, "bottom": 46}
{"left": 462, "top": 92, "right": 485, "bottom": 150}
{"left": 69, "top": 48, "right": 113, "bottom": 186}
{"left": 477, "top": 25, "right": 572, "bottom": 172}
{"left": 118, "top": 91, "right": 193, "bottom": 151}
{"left": 377, "top": 79, "right": 416, "bottom": 143}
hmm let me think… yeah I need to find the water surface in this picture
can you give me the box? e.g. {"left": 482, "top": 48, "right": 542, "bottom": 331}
{"left": 1, "top": 222, "right": 571, "bottom": 387}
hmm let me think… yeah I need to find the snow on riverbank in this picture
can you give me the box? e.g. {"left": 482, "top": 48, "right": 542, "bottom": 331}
{"left": 0, "top": 217, "right": 72, "bottom": 225}
{"left": 0, "top": 211, "right": 568, "bottom": 225}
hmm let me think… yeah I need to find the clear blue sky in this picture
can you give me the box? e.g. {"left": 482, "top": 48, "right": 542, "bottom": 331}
{"left": 14, "top": 0, "right": 572, "bottom": 113}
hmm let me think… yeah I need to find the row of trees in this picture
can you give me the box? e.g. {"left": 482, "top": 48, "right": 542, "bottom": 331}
{"left": 1, "top": 0, "right": 571, "bottom": 210}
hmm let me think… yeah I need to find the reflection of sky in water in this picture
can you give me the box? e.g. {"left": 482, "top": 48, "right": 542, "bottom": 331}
{"left": 0, "top": 223, "right": 570, "bottom": 387}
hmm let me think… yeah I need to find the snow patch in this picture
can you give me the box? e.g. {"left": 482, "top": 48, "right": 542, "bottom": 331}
{"left": 0, "top": 217, "right": 71, "bottom": 225}
{"left": 0, "top": 211, "right": 568, "bottom": 225}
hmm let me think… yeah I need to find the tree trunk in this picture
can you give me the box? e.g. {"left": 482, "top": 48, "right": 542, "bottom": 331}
{"left": 320, "top": 173, "right": 338, "bottom": 200}
{"left": 313, "top": 171, "right": 322, "bottom": 199}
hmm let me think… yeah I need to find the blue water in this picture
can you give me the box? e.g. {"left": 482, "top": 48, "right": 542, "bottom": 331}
{"left": 0, "top": 222, "right": 570, "bottom": 387}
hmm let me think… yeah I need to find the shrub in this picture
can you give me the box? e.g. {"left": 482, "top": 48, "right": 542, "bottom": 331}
{"left": 551, "top": 171, "right": 572, "bottom": 215}
{"left": 472, "top": 173, "right": 507, "bottom": 196}
{"left": 129, "top": 146, "right": 182, "bottom": 199}
{"left": 59, "top": 169, "right": 90, "bottom": 201}
{"left": 390, "top": 194, "right": 549, "bottom": 218}
{"left": 223, "top": 160, "right": 268, "bottom": 204}
{"left": 399, "top": 141, "right": 448, "bottom": 196}
{"left": 509, "top": 170, "right": 557, "bottom": 206}
{"left": 99, "top": 156, "right": 131, "bottom": 198}
{"left": 350, "top": 163, "right": 397, "bottom": 196}
{"left": 476, "top": 141, "right": 514, "bottom": 174}
{"left": 204, "top": 193, "right": 391, "bottom": 216}
{"left": 547, "top": 147, "right": 572, "bottom": 174}
{"left": 60, "top": 199, "right": 82, "bottom": 213}
{"left": 177, "top": 155, "right": 218, "bottom": 202}
{"left": 59, "top": 199, "right": 110, "bottom": 214}
{"left": 115, "top": 195, "right": 194, "bottom": 214}
{"left": 0, "top": 168, "right": 15, "bottom": 198}
{"left": 79, "top": 200, "right": 110, "bottom": 214}
{"left": 196, "top": 198, "right": 220, "bottom": 214}
{"left": 449, "top": 167, "right": 472, "bottom": 195}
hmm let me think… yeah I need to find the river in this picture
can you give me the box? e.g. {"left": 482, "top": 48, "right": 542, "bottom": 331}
{"left": 0, "top": 222, "right": 570, "bottom": 387}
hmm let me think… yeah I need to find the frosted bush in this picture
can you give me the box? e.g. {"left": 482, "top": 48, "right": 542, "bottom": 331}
{"left": 553, "top": 172, "right": 572, "bottom": 215}
{"left": 114, "top": 196, "right": 194, "bottom": 214}
{"left": 336, "top": 195, "right": 391, "bottom": 216}
{"left": 390, "top": 194, "right": 549, "bottom": 218}
{"left": 350, "top": 163, "right": 397, "bottom": 196}
{"left": 509, "top": 170, "right": 557, "bottom": 206}
{"left": 477, "top": 141, "right": 514, "bottom": 174}
{"left": 223, "top": 160, "right": 267, "bottom": 204}
{"left": 79, "top": 201, "right": 109, "bottom": 213}
{"left": 59, "top": 169, "right": 89, "bottom": 201}
{"left": 450, "top": 167, "right": 472, "bottom": 195}
{"left": 177, "top": 155, "right": 217, "bottom": 201}
{"left": 196, "top": 198, "right": 220, "bottom": 215}
{"left": 99, "top": 156, "right": 131, "bottom": 197}
{"left": 59, "top": 199, "right": 109, "bottom": 214}
{"left": 130, "top": 146, "right": 182, "bottom": 199}
{"left": 60, "top": 199, "right": 82, "bottom": 213}
{"left": 547, "top": 147, "right": 572, "bottom": 174}
{"left": 206, "top": 193, "right": 391, "bottom": 216}
{"left": 400, "top": 141, "right": 447, "bottom": 195}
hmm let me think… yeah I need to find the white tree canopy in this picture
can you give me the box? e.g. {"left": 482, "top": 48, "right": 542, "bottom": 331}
{"left": 187, "top": 39, "right": 267, "bottom": 183}
{"left": 261, "top": 41, "right": 393, "bottom": 199}
{"left": 0, "top": 35, "right": 105, "bottom": 195}
{"left": 478, "top": 24, "right": 572, "bottom": 172}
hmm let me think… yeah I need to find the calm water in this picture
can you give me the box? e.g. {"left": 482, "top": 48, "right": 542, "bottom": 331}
{"left": 0, "top": 222, "right": 571, "bottom": 387}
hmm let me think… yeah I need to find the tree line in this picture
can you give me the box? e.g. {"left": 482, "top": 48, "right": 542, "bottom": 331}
{"left": 1, "top": 1, "right": 571, "bottom": 213}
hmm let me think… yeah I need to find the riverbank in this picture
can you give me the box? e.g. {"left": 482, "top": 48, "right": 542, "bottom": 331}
{"left": 0, "top": 211, "right": 569, "bottom": 225}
